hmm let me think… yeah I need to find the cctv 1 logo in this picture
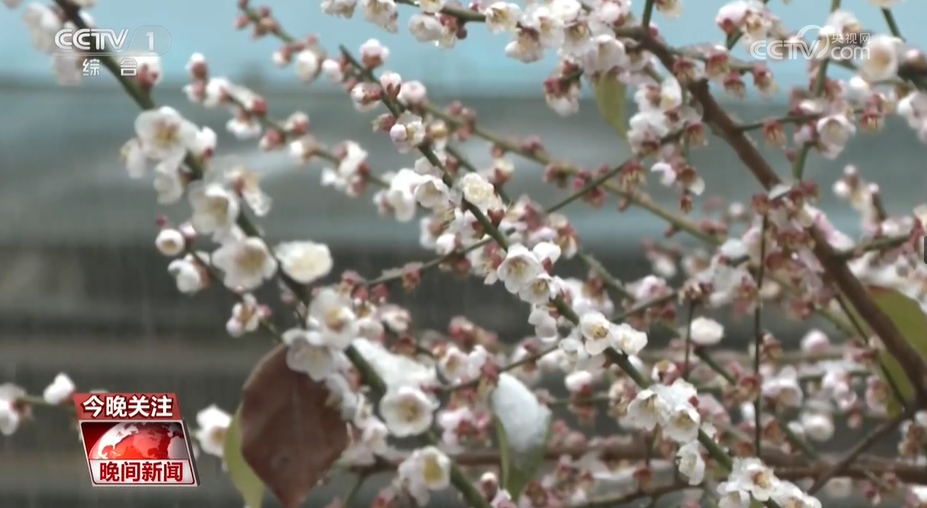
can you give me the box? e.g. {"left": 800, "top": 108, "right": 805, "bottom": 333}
{"left": 53, "top": 26, "right": 172, "bottom": 57}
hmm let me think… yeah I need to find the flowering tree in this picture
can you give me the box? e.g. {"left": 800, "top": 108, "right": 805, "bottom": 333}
{"left": 4, "top": 0, "right": 927, "bottom": 507}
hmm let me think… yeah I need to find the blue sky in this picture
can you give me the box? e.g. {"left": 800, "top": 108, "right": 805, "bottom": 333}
{"left": 1, "top": 0, "right": 924, "bottom": 96}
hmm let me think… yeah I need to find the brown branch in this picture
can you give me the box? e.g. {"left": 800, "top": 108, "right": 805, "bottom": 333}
{"left": 807, "top": 408, "right": 913, "bottom": 493}
{"left": 638, "top": 34, "right": 927, "bottom": 407}
{"left": 572, "top": 483, "right": 693, "bottom": 508}
{"left": 348, "top": 442, "right": 927, "bottom": 484}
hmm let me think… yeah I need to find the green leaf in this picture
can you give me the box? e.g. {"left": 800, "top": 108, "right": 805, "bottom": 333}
{"left": 490, "top": 373, "right": 552, "bottom": 500}
{"left": 224, "top": 408, "right": 265, "bottom": 508}
{"left": 591, "top": 73, "right": 628, "bottom": 141}
{"left": 865, "top": 285, "right": 927, "bottom": 416}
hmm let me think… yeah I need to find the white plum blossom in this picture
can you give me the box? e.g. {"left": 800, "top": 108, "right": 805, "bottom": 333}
{"left": 824, "top": 478, "right": 853, "bottom": 499}
{"left": 379, "top": 386, "right": 438, "bottom": 437}
{"left": 676, "top": 441, "right": 705, "bottom": 485}
{"left": 495, "top": 243, "right": 545, "bottom": 293}
{"left": 626, "top": 388, "right": 670, "bottom": 430}
{"left": 21, "top": 4, "right": 60, "bottom": 54}
{"left": 584, "top": 35, "right": 630, "bottom": 75}
{"left": 322, "top": 0, "right": 357, "bottom": 17}
{"left": 168, "top": 254, "right": 207, "bottom": 294}
{"left": 579, "top": 312, "right": 648, "bottom": 356}
{"left": 626, "top": 379, "right": 699, "bottom": 442}
{"left": 211, "top": 237, "right": 278, "bottom": 291}
{"left": 188, "top": 184, "right": 240, "bottom": 240}
{"left": 379, "top": 71, "right": 403, "bottom": 95}
{"left": 199, "top": 77, "right": 233, "bottom": 107}
{"left": 408, "top": 13, "right": 445, "bottom": 43}
{"left": 389, "top": 113, "right": 427, "bottom": 152}
{"left": 155, "top": 228, "right": 186, "bottom": 257}
{"left": 419, "top": 0, "right": 445, "bottom": 14}
{"left": 51, "top": 50, "right": 83, "bottom": 86}
{"left": 800, "top": 329, "right": 830, "bottom": 353}
{"left": 153, "top": 161, "right": 186, "bottom": 204}
{"left": 398, "top": 80, "right": 428, "bottom": 106}
{"left": 772, "top": 481, "right": 823, "bottom": 508}
{"left": 414, "top": 175, "right": 452, "bottom": 210}
{"left": 194, "top": 405, "right": 232, "bottom": 458}
{"left": 382, "top": 168, "right": 426, "bottom": 222}
{"left": 529, "top": 305, "right": 559, "bottom": 341}
{"left": 436, "top": 406, "right": 475, "bottom": 451}
{"left": 322, "top": 141, "right": 369, "bottom": 196}
{"left": 226, "top": 294, "right": 263, "bottom": 337}
{"left": 651, "top": 160, "right": 706, "bottom": 195}
{"left": 320, "top": 58, "right": 345, "bottom": 82}
{"left": 294, "top": 50, "right": 322, "bottom": 83}
{"left": 121, "top": 138, "right": 148, "bottom": 178}
{"left": 131, "top": 54, "right": 163, "bottom": 85}
{"left": 458, "top": 172, "right": 502, "bottom": 212}
{"left": 816, "top": 114, "right": 856, "bottom": 158}
{"left": 656, "top": 0, "right": 683, "bottom": 17}
{"left": 225, "top": 166, "right": 271, "bottom": 216}
{"left": 397, "top": 446, "right": 452, "bottom": 505}
{"left": 557, "top": 335, "right": 607, "bottom": 372}
{"left": 897, "top": 92, "right": 927, "bottom": 129}
{"left": 0, "top": 384, "right": 25, "bottom": 436}
{"left": 579, "top": 311, "right": 615, "bottom": 356}
{"left": 728, "top": 457, "right": 780, "bottom": 501}
{"left": 688, "top": 317, "right": 725, "bottom": 346}
{"left": 343, "top": 416, "right": 391, "bottom": 465}
{"left": 438, "top": 345, "right": 486, "bottom": 382}
{"left": 628, "top": 110, "right": 671, "bottom": 155}
{"left": 349, "top": 82, "right": 382, "bottom": 112}
{"left": 800, "top": 412, "right": 835, "bottom": 442}
{"left": 283, "top": 328, "right": 349, "bottom": 380}
{"left": 518, "top": 273, "right": 561, "bottom": 305}
{"left": 359, "top": 38, "right": 390, "bottom": 66}
{"left": 134, "top": 107, "right": 200, "bottom": 162}
{"left": 226, "top": 115, "right": 262, "bottom": 140}
{"left": 717, "top": 481, "right": 753, "bottom": 508}
{"left": 438, "top": 346, "right": 470, "bottom": 382}
{"left": 361, "top": 0, "right": 399, "bottom": 33}
{"left": 482, "top": 1, "right": 522, "bottom": 34}
{"left": 546, "top": 82, "right": 580, "bottom": 116}
{"left": 42, "top": 373, "right": 75, "bottom": 405}
{"left": 564, "top": 370, "right": 594, "bottom": 394}
{"left": 308, "top": 287, "right": 359, "bottom": 349}
{"left": 860, "top": 35, "right": 904, "bottom": 82}
{"left": 762, "top": 366, "right": 804, "bottom": 408}
{"left": 275, "top": 241, "right": 334, "bottom": 284}
{"left": 505, "top": 29, "right": 545, "bottom": 63}
{"left": 490, "top": 489, "right": 517, "bottom": 508}
{"left": 663, "top": 396, "right": 701, "bottom": 443}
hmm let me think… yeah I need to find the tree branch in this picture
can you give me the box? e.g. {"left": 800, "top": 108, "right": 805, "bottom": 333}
{"left": 638, "top": 33, "right": 927, "bottom": 407}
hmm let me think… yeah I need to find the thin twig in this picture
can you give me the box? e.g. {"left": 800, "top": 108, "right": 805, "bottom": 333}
{"left": 754, "top": 214, "right": 769, "bottom": 458}
{"left": 807, "top": 408, "right": 913, "bottom": 494}
{"left": 682, "top": 301, "right": 695, "bottom": 381}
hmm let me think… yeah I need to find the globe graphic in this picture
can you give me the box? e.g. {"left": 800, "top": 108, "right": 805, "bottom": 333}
{"left": 87, "top": 421, "right": 190, "bottom": 460}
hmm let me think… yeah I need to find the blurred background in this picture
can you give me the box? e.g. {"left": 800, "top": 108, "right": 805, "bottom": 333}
{"left": 1, "top": 0, "right": 926, "bottom": 507}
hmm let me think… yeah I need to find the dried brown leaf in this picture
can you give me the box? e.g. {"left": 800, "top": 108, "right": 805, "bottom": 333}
{"left": 239, "top": 344, "right": 349, "bottom": 508}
